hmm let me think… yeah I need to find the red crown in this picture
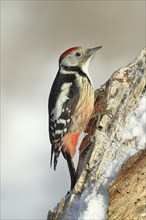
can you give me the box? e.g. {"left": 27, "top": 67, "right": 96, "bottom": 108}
{"left": 59, "top": 47, "right": 80, "bottom": 62}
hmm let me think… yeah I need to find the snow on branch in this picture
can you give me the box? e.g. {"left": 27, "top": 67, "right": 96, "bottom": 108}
{"left": 47, "top": 48, "right": 146, "bottom": 220}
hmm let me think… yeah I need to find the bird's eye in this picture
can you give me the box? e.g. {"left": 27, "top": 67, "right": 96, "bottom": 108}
{"left": 75, "top": 52, "right": 81, "bottom": 57}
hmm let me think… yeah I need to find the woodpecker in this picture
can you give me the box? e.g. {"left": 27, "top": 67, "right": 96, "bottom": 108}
{"left": 48, "top": 46, "right": 102, "bottom": 189}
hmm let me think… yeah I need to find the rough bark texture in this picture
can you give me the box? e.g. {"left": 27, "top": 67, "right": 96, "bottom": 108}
{"left": 47, "top": 48, "right": 146, "bottom": 220}
{"left": 108, "top": 148, "right": 146, "bottom": 220}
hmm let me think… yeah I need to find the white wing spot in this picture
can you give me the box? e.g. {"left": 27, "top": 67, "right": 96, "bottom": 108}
{"left": 50, "top": 117, "right": 54, "bottom": 122}
{"left": 53, "top": 138, "right": 60, "bottom": 143}
{"left": 64, "top": 128, "right": 67, "bottom": 133}
{"left": 57, "top": 119, "right": 66, "bottom": 125}
{"left": 51, "top": 82, "right": 72, "bottom": 120}
{"left": 55, "top": 130, "right": 62, "bottom": 135}
{"left": 50, "top": 126, "right": 54, "bottom": 130}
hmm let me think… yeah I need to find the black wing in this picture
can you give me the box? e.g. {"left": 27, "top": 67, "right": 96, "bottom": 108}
{"left": 48, "top": 73, "right": 80, "bottom": 169}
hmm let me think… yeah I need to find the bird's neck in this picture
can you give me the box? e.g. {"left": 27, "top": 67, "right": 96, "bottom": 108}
{"left": 59, "top": 65, "right": 93, "bottom": 85}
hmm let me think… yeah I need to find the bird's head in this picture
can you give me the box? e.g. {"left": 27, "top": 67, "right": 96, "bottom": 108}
{"left": 59, "top": 46, "right": 102, "bottom": 73}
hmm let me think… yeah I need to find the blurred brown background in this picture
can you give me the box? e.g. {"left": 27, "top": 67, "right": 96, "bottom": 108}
{"left": 1, "top": 1, "right": 145, "bottom": 219}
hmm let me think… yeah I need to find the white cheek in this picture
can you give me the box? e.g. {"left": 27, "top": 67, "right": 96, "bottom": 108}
{"left": 81, "top": 56, "right": 93, "bottom": 85}
{"left": 81, "top": 55, "right": 93, "bottom": 74}
{"left": 63, "top": 55, "right": 78, "bottom": 67}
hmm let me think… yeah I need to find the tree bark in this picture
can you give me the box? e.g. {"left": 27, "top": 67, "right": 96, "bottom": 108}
{"left": 108, "top": 148, "right": 146, "bottom": 220}
{"left": 47, "top": 48, "right": 146, "bottom": 220}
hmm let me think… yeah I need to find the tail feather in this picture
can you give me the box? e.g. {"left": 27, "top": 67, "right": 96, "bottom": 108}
{"left": 50, "top": 144, "right": 61, "bottom": 170}
{"left": 50, "top": 146, "right": 53, "bottom": 168}
{"left": 51, "top": 144, "right": 76, "bottom": 189}
{"left": 62, "top": 152, "right": 76, "bottom": 189}
{"left": 53, "top": 150, "right": 61, "bottom": 170}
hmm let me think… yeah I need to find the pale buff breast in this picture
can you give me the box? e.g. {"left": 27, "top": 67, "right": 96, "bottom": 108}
{"left": 70, "top": 77, "right": 94, "bottom": 133}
